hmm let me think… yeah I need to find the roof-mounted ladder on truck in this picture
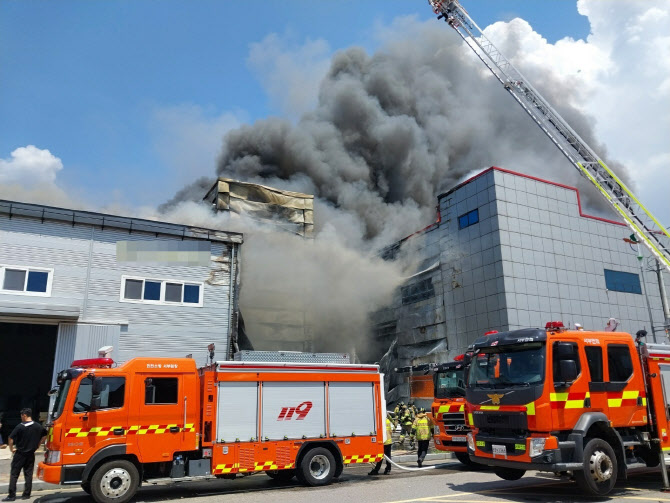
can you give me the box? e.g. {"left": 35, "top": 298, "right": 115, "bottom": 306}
{"left": 427, "top": 0, "right": 670, "bottom": 272}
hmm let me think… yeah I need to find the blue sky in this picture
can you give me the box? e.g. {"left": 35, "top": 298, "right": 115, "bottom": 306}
{"left": 0, "top": 1, "right": 596, "bottom": 208}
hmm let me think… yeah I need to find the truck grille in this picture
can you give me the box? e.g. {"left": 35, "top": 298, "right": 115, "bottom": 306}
{"left": 473, "top": 411, "right": 527, "bottom": 432}
{"left": 442, "top": 412, "right": 470, "bottom": 434}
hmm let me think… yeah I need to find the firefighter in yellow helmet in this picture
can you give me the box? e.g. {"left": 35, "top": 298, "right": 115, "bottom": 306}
{"left": 369, "top": 412, "right": 394, "bottom": 475}
{"left": 413, "top": 407, "right": 434, "bottom": 467}
{"left": 397, "top": 404, "right": 415, "bottom": 449}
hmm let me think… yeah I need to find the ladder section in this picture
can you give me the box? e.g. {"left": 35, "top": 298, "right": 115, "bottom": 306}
{"left": 428, "top": 0, "right": 670, "bottom": 271}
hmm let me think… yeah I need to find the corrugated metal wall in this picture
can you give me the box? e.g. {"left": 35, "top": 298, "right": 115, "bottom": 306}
{"left": 0, "top": 213, "right": 240, "bottom": 368}
{"left": 52, "top": 323, "right": 120, "bottom": 383}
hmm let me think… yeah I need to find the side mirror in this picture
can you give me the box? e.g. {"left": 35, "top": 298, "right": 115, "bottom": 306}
{"left": 91, "top": 377, "right": 104, "bottom": 396}
{"left": 558, "top": 360, "right": 578, "bottom": 383}
{"left": 90, "top": 396, "right": 102, "bottom": 411}
{"left": 555, "top": 342, "right": 576, "bottom": 358}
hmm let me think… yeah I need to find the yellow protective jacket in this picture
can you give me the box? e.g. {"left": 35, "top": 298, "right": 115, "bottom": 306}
{"left": 413, "top": 413, "right": 432, "bottom": 441}
{"left": 384, "top": 418, "right": 394, "bottom": 445}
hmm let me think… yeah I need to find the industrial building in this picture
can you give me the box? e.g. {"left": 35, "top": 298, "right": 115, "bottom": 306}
{"left": 374, "top": 167, "right": 670, "bottom": 402}
{"left": 0, "top": 200, "right": 242, "bottom": 430}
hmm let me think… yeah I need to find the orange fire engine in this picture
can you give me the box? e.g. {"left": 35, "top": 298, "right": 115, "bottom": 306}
{"left": 38, "top": 356, "right": 386, "bottom": 503}
{"left": 430, "top": 356, "right": 475, "bottom": 466}
{"left": 464, "top": 322, "right": 670, "bottom": 495}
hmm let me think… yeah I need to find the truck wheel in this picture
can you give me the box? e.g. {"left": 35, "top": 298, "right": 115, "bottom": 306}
{"left": 455, "top": 452, "right": 481, "bottom": 467}
{"left": 266, "top": 469, "right": 296, "bottom": 482}
{"left": 574, "top": 438, "right": 618, "bottom": 496}
{"left": 298, "top": 447, "right": 336, "bottom": 487}
{"left": 493, "top": 467, "right": 525, "bottom": 480}
{"left": 90, "top": 459, "right": 139, "bottom": 503}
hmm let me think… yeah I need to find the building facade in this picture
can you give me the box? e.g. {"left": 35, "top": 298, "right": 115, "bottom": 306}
{"left": 0, "top": 200, "right": 242, "bottom": 427}
{"left": 374, "top": 167, "right": 670, "bottom": 402}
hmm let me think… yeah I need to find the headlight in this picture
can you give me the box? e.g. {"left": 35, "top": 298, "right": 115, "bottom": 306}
{"left": 45, "top": 450, "right": 61, "bottom": 464}
{"left": 529, "top": 438, "right": 546, "bottom": 457}
{"left": 466, "top": 432, "right": 475, "bottom": 451}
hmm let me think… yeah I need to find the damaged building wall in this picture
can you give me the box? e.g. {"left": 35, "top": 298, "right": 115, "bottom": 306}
{"left": 204, "top": 178, "right": 315, "bottom": 351}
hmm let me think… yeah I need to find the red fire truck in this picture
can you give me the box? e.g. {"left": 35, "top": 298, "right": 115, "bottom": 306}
{"left": 38, "top": 356, "right": 386, "bottom": 503}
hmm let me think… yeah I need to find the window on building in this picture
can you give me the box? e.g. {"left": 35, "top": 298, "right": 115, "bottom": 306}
{"left": 73, "top": 377, "right": 125, "bottom": 413}
{"left": 120, "top": 276, "right": 203, "bottom": 307}
{"left": 401, "top": 278, "right": 435, "bottom": 305}
{"left": 607, "top": 344, "right": 633, "bottom": 382}
{"left": 145, "top": 377, "right": 178, "bottom": 405}
{"left": 0, "top": 265, "right": 52, "bottom": 296}
{"left": 375, "top": 322, "right": 397, "bottom": 339}
{"left": 585, "top": 346, "right": 603, "bottom": 382}
{"left": 458, "top": 208, "right": 479, "bottom": 230}
{"left": 604, "top": 269, "right": 641, "bottom": 294}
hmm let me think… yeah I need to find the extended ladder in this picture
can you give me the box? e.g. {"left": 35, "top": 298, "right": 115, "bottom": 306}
{"left": 428, "top": 0, "right": 670, "bottom": 272}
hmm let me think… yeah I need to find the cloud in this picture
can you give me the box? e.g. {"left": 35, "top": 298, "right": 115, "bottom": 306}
{"left": 150, "top": 104, "right": 245, "bottom": 183}
{"left": 481, "top": 0, "right": 670, "bottom": 223}
{"left": 247, "top": 33, "right": 332, "bottom": 119}
{"left": 0, "top": 145, "right": 63, "bottom": 185}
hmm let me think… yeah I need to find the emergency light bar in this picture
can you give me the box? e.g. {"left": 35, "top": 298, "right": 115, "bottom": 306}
{"left": 71, "top": 358, "right": 114, "bottom": 368}
{"left": 545, "top": 321, "right": 565, "bottom": 330}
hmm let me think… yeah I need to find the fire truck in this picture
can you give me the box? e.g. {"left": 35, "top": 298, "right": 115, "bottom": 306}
{"left": 396, "top": 356, "right": 475, "bottom": 466}
{"left": 463, "top": 322, "right": 670, "bottom": 495}
{"left": 37, "top": 356, "right": 386, "bottom": 503}
{"left": 431, "top": 357, "right": 475, "bottom": 466}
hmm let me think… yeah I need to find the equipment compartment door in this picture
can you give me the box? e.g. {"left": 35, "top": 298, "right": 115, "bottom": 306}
{"left": 328, "top": 382, "right": 376, "bottom": 436}
{"left": 261, "top": 382, "right": 325, "bottom": 440}
{"left": 217, "top": 382, "right": 258, "bottom": 442}
{"left": 659, "top": 365, "right": 670, "bottom": 418}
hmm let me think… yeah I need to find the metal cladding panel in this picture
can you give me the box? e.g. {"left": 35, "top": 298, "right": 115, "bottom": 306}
{"left": 261, "top": 382, "right": 325, "bottom": 440}
{"left": 53, "top": 323, "right": 77, "bottom": 384}
{"left": 234, "top": 351, "right": 350, "bottom": 364}
{"left": 216, "top": 382, "right": 258, "bottom": 442}
{"left": 328, "top": 382, "right": 377, "bottom": 436}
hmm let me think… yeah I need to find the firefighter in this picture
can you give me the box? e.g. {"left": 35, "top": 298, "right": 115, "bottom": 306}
{"left": 408, "top": 401, "right": 418, "bottom": 416}
{"left": 368, "top": 412, "right": 394, "bottom": 475}
{"left": 393, "top": 401, "right": 404, "bottom": 417}
{"left": 413, "top": 407, "right": 433, "bottom": 467}
{"left": 397, "top": 405, "right": 415, "bottom": 449}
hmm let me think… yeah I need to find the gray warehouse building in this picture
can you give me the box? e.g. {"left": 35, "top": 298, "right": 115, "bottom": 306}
{"left": 374, "top": 167, "right": 670, "bottom": 402}
{"left": 0, "top": 200, "right": 242, "bottom": 427}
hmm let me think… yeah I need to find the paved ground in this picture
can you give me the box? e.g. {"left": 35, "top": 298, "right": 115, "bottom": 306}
{"left": 5, "top": 458, "right": 670, "bottom": 503}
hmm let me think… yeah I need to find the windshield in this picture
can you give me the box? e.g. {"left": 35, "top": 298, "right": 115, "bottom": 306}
{"left": 434, "top": 369, "right": 466, "bottom": 398}
{"left": 51, "top": 379, "right": 72, "bottom": 420}
{"left": 469, "top": 343, "right": 546, "bottom": 389}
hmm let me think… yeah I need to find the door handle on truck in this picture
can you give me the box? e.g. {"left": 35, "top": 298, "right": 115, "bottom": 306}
{"left": 170, "top": 426, "right": 180, "bottom": 433}
{"left": 113, "top": 428, "right": 125, "bottom": 435}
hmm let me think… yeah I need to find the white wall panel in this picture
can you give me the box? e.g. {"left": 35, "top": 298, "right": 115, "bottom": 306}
{"left": 261, "top": 382, "right": 325, "bottom": 440}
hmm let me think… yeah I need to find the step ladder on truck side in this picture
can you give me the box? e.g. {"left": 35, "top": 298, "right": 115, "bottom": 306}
{"left": 427, "top": 0, "right": 670, "bottom": 272}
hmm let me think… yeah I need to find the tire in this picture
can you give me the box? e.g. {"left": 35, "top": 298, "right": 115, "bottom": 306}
{"left": 298, "top": 447, "right": 336, "bottom": 487}
{"left": 90, "top": 459, "right": 140, "bottom": 503}
{"left": 266, "top": 469, "right": 296, "bottom": 482}
{"left": 455, "top": 452, "right": 481, "bottom": 467}
{"left": 493, "top": 467, "right": 526, "bottom": 481}
{"left": 574, "top": 438, "right": 618, "bottom": 496}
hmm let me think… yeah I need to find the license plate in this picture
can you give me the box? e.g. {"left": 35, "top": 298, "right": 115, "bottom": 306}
{"left": 492, "top": 444, "right": 507, "bottom": 457}
{"left": 451, "top": 436, "right": 467, "bottom": 442}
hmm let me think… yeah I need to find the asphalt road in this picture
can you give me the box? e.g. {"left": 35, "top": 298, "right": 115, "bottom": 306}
{"left": 27, "top": 460, "right": 670, "bottom": 503}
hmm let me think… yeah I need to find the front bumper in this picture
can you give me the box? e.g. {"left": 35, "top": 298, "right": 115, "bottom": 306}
{"left": 434, "top": 435, "right": 468, "bottom": 452}
{"left": 469, "top": 450, "right": 581, "bottom": 472}
{"left": 37, "top": 462, "right": 62, "bottom": 485}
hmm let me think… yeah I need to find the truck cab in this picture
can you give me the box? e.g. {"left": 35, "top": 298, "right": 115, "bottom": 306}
{"left": 39, "top": 357, "right": 200, "bottom": 502}
{"left": 431, "top": 359, "right": 475, "bottom": 466}
{"left": 465, "top": 323, "right": 656, "bottom": 496}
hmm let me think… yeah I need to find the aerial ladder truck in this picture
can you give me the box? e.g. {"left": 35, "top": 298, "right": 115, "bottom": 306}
{"left": 427, "top": 0, "right": 670, "bottom": 276}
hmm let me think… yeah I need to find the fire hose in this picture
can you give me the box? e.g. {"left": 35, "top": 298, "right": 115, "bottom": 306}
{"left": 382, "top": 454, "right": 454, "bottom": 471}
